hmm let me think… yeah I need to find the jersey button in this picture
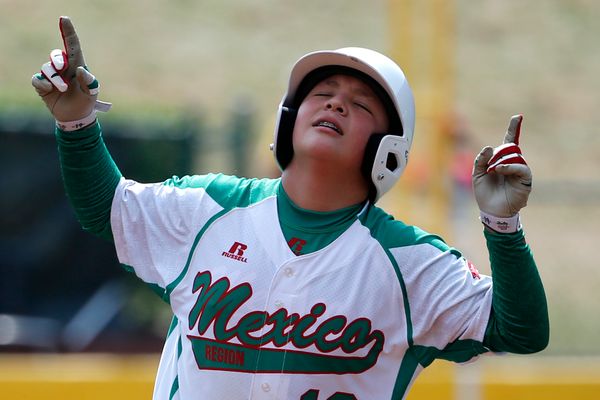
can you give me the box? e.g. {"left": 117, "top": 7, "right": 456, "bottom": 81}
{"left": 284, "top": 267, "right": 294, "bottom": 277}
{"left": 261, "top": 382, "right": 271, "bottom": 392}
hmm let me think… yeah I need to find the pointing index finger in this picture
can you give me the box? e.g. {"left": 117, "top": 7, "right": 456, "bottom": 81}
{"left": 59, "top": 16, "right": 86, "bottom": 74}
{"left": 503, "top": 114, "right": 523, "bottom": 145}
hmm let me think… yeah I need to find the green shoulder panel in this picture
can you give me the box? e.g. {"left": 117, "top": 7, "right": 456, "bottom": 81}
{"left": 358, "top": 204, "right": 456, "bottom": 255}
{"left": 162, "top": 174, "right": 280, "bottom": 301}
{"left": 357, "top": 204, "right": 466, "bottom": 365}
{"left": 163, "top": 173, "right": 280, "bottom": 211}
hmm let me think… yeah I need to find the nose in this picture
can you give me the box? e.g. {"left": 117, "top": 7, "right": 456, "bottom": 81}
{"left": 325, "top": 96, "right": 347, "bottom": 116}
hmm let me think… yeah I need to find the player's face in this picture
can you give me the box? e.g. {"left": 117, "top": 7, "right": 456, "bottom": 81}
{"left": 292, "top": 74, "right": 389, "bottom": 171}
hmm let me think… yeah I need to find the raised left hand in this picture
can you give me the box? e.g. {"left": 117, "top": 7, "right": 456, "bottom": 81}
{"left": 472, "top": 115, "right": 532, "bottom": 221}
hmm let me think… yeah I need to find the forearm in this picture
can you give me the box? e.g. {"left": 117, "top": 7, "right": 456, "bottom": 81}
{"left": 56, "top": 120, "right": 122, "bottom": 241}
{"left": 483, "top": 229, "right": 549, "bottom": 354}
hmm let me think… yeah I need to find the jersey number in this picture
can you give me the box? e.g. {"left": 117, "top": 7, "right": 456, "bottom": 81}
{"left": 301, "top": 389, "right": 357, "bottom": 399}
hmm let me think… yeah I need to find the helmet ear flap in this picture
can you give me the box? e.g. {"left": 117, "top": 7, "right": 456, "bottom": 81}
{"left": 362, "top": 134, "right": 410, "bottom": 202}
{"left": 273, "top": 105, "right": 298, "bottom": 170}
{"left": 361, "top": 133, "right": 386, "bottom": 197}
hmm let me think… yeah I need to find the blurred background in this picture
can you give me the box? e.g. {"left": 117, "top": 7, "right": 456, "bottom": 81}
{"left": 1, "top": 0, "right": 599, "bottom": 398}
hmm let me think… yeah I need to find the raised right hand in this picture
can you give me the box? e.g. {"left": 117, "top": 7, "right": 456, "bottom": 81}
{"left": 31, "top": 16, "right": 111, "bottom": 131}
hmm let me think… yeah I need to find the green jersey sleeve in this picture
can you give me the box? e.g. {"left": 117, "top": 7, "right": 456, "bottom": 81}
{"left": 483, "top": 229, "right": 549, "bottom": 353}
{"left": 55, "top": 121, "right": 122, "bottom": 242}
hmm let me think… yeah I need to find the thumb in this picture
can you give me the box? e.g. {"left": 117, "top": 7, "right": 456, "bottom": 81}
{"left": 472, "top": 146, "right": 493, "bottom": 177}
{"left": 494, "top": 163, "right": 532, "bottom": 184}
{"left": 76, "top": 66, "right": 98, "bottom": 96}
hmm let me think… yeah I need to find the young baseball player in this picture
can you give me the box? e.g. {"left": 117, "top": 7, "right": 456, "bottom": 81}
{"left": 32, "top": 17, "right": 548, "bottom": 400}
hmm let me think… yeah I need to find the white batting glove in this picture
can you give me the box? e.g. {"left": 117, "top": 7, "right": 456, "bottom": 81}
{"left": 472, "top": 115, "right": 532, "bottom": 233}
{"left": 31, "top": 16, "right": 111, "bottom": 131}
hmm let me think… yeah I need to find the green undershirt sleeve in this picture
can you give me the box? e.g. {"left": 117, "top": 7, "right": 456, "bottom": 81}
{"left": 483, "top": 229, "right": 549, "bottom": 354}
{"left": 55, "top": 121, "right": 122, "bottom": 242}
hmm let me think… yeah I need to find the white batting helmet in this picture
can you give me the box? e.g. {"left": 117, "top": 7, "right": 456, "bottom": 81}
{"left": 272, "top": 47, "right": 416, "bottom": 202}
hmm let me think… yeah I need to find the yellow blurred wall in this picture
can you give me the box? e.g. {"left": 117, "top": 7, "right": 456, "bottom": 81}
{"left": 1, "top": 354, "right": 599, "bottom": 399}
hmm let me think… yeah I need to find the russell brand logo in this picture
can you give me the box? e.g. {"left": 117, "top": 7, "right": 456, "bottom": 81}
{"left": 222, "top": 241, "right": 248, "bottom": 263}
{"left": 187, "top": 270, "right": 385, "bottom": 374}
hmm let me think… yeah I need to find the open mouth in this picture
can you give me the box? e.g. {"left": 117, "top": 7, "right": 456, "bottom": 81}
{"left": 314, "top": 120, "right": 343, "bottom": 135}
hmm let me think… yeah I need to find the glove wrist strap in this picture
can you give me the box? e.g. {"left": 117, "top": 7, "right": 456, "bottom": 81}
{"left": 479, "top": 211, "right": 521, "bottom": 233}
{"left": 55, "top": 100, "right": 112, "bottom": 131}
{"left": 56, "top": 110, "right": 97, "bottom": 131}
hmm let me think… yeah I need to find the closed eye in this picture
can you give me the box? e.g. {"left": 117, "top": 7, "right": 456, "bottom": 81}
{"left": 354, "top": 102, "right": 372, "bottom": 114}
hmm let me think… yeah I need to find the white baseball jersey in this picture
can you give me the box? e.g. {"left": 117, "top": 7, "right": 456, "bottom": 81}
{"left": 110, "top": 173, "right": 493, "bottom": 400}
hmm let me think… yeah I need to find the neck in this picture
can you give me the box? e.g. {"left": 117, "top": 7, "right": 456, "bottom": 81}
{"left": 281, "top": 159, "right": 369, "bottom": 211}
